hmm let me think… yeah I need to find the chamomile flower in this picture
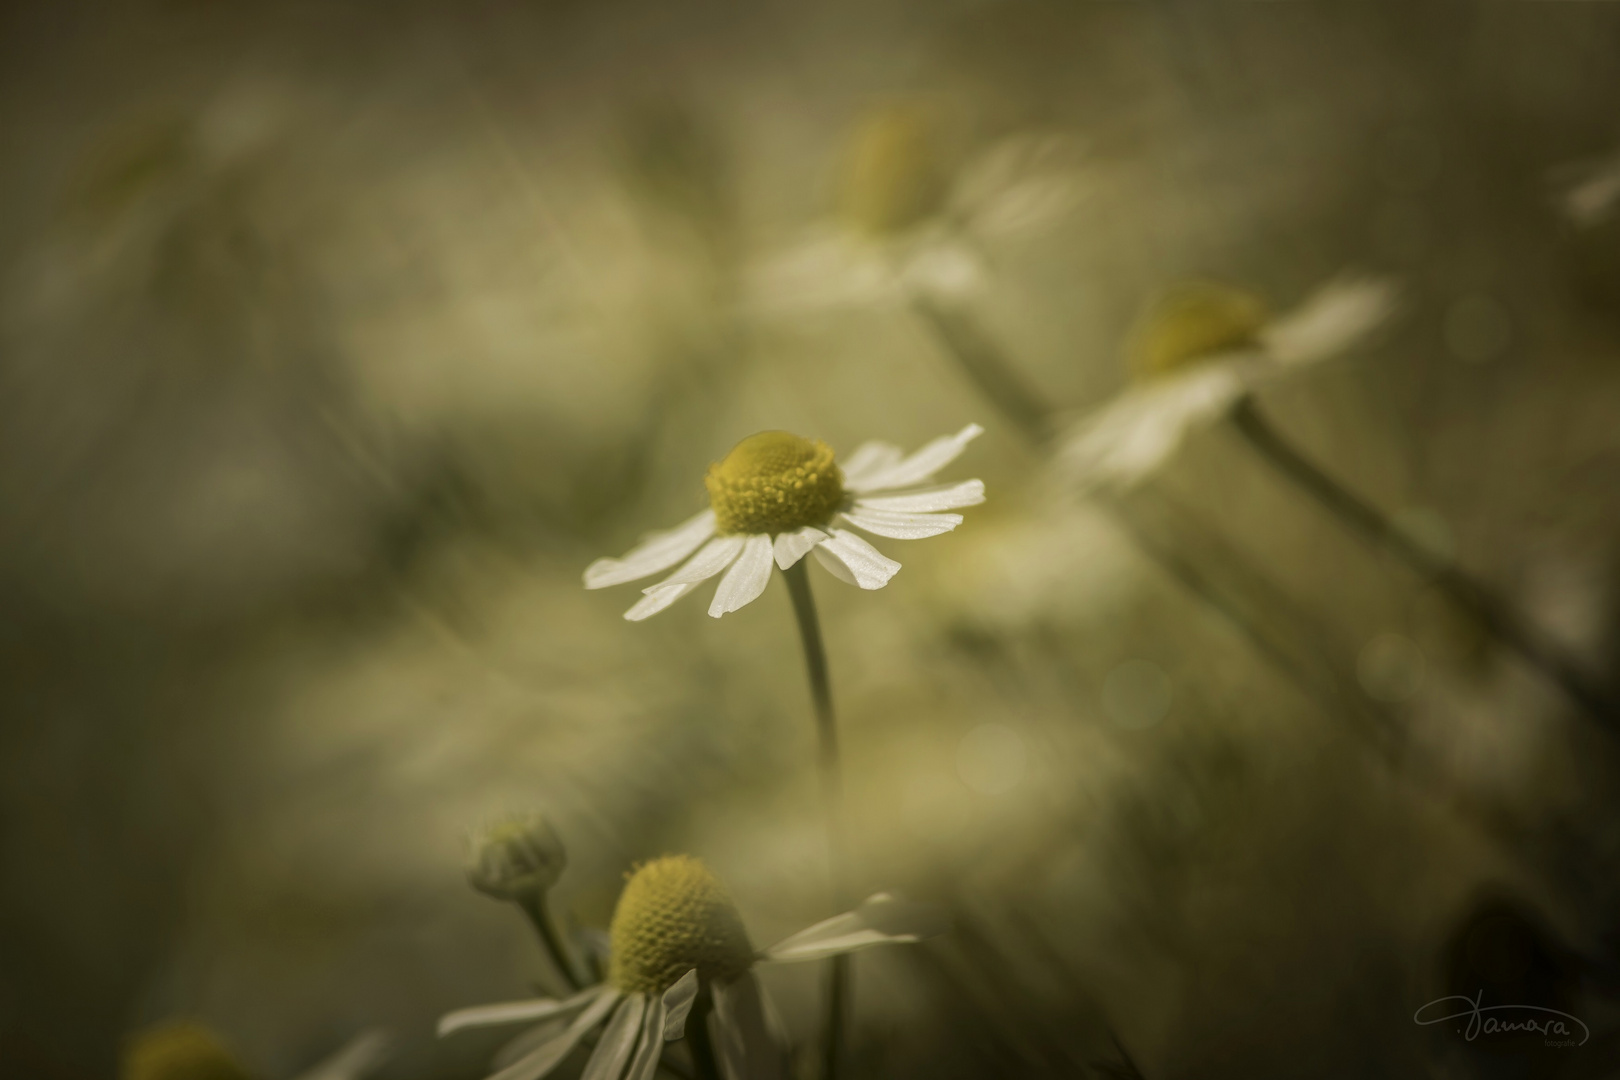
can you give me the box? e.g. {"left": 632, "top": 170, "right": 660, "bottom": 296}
{"left": 748, "top": 106, "right": 1084, "bottom": 315}
{"left": 583, "top": 425, "right": 985, "bottom": 620}
{"left": 122, "top": 1022, "right": 391, "bottom": 1080}
{"left": 1054, "top": 274, "right": 1398, "bottom": 493}
{"left": 440, "top": 855, "right": 945, "bottom": 1080}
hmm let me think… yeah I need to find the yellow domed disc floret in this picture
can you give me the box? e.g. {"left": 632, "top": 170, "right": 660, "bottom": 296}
{"left": 1129, "top": 281, "right": 1270, "bottom": 380}
{"left": 608, "top": 855, "right": 755, "bottom": 994}
{"left": 122, "top": 1021, "right": 253, "bottom": 1080}
{"left": 705, "top": 432, "right": 845, "bottom": 536}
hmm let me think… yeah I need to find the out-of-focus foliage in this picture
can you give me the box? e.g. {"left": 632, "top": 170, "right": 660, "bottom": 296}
{"left": 3, "top": 2, "right": 1620, "bottom": 1079}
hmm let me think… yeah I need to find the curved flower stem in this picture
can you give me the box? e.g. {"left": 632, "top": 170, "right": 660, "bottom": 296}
{"left": 517, "top": 893, "right": 588, "bottom": 992}
{"left": 687, "top": 991, "right": 725, "bottom": 1080}
{"left": 911, "top": 295, "right": 1051, "bottom": 445}
{"left": 781, "top": 559, "right": 851, "bottom": 1080}
{"left": 1229, "top": 393, "right": 1619, "bottom": 726}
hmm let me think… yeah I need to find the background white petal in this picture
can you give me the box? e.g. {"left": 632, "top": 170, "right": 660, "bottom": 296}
{"left": 849, "top": 423, "right": 984, "bottom": 492}
{"left": 289, "top": 1029, "right": 393, "bottom": 1080}
{"left": 489, "top": 989, "right": 621, "bottom": 1080}
{"left": 439, "top": 987, "right": 601, "bottom": 1037}
{"left": 773, "top": 526, "right": 827, "bottom": 570}
{"left": 853, "top": 478, "right": 985, "bottom": 514}
{"left": 1261, "top": 275, "right": 1398, "bottom": 367}
{"left": 762, "top": 893, "right": 949, "bottom": 963}
{"left": 1055, "top": 367, "right": 1245, "bottom": 493}
{"left": 840, "top": 508, "right": 963, "bottom": 539}
{"left": 815, "top": 530, "right": 901, "bottom": 589}
{"left": 583, "top": 511, "right": 716, "bottom": 589}
{"left": 709, "top": 534, "right": 774, "bottom": 617}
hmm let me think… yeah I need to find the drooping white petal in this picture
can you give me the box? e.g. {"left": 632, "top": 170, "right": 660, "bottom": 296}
{"left": 289, "top": 1030, "right": 392, "bottom": 1080}
{"left": 624, "top": 995, "right": 666, "bottom": 1080}
{"left": 494, "top": 1019, "right": 573, "bottom": 1070}
{"left": 438, "top": 986, "right": 602, "bottom": 1038}
{"left": 625, "top": 584, "right": 696, "bottom": 622}
{"left": 623, "top": 535, "right": 748, "bottom": 621}
{"left": 487, "top": 988, "right": 622, "bottom": 1080}
{"left": 761, "top": 893, "right": 949, "bottom": 963}
{"left": 840, "top": 508, "right": 963, "bottom": 540}
{"left": 838, "top": 441, "right": 904, "bottom": 489}
{"left": 662, "top": 969, "right": 700, "bottom": 1041}
{"left": 1053, "top": 366, "right": 1246, "bottom": 493}
{"left": 709, "top": 534, "right": 774, "bottom": 618}
{"left": 814, "top": 530, "right": 901, "bottom": 590}
{"left": 811, "top": 545, "right": 858, "bottom": 586}
{"left": 710, "top": 972, "right": 788, "bottom": 1080}
{"left": 580, "top": 994, "right": 645, "bottom": 1080}
{"left": 584, "top": 511, "right": 716, "bottom": 589}
{"left": 1261, "top": 275, "right": 1398, "bottom": 367}
{"left": 853, "top": 478, "right": 985, "bottom": 514}
{"left": 848, "top": 424, "right": 984, "bottom": 493}
{"left": 773, "top": 527, "right": 828, "bottom": 570}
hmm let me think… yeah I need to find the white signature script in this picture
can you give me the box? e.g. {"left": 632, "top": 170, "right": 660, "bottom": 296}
{"left": 1414, "top": 991, "right": 1588, "bottom": 1046}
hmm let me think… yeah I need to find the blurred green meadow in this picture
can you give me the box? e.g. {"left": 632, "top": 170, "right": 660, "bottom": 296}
{"left": 4, "top": 2, "right": 1620, "bottom": 1078}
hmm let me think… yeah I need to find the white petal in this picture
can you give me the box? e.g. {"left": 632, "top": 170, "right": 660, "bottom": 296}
{"left": 709, "top": 534, "right": 774, "bottom": 618}
{"left": 848, "top": 424, "right": 984, "bottom": 493}
{"left": 1261, "top": 275, "right": 1398, "bottom": 367}
{"left": 649, "top": 536, "right": 747, "bottom": 589}
{"left": 625, "top": 995, "right": 666, "bottom": 1080}
{"left": 853, "top": 478, "right": 985, "bottom": 514}
{"left": 438, "top": 987, "right": 602, "bottom": 1038}
{"left": 811, "top": 544, "right": 858, "bottom": 586}
{"left": 584, "top": 511, "right": 716, "bottom": 589}
{"left": 624, "top": 584, "right": 697, "bottom": 622}
{"left": 815, "top": 531, "right": 900, "bottom": 590}
{"left": 662, "top": 969, "right": 700, "bottom": 1041}
{"left": 1053, "top": 367, "right": 1245, "bottom": 493}
{"left": 288, "top": 1030, "right": 392, "bottom": 1080}
{"left": 773, "top": 527, "right": 828, "bottom": 570}
{"left": 838, "top": 441, "right": 904, "bottom": 489}
{"left": 711, "top": 972, "right": 788, "bottom": 1080}
{"left": 487, "top": 988, "right": 622, "bottom": 1080}
{"left": 840, "top": 508, "right": 963, "bottom": 540}
{"left": 581, "top": 995, "right": 645, "bottom": 1080}
{"left": 494, "top": 1020, "right": 573, "bottom": 1070}
{"left": 762, "top": 893, "right": 949, "bottom": 963}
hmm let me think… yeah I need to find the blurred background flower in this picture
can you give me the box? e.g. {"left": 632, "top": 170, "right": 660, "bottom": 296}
{"left": 4, "top": 2, "right": 1620, "bottom": 1079}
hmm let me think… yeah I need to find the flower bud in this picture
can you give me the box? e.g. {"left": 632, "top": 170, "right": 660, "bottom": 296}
{"left": 466, "top": 813, "right": 568, "bottom": 901}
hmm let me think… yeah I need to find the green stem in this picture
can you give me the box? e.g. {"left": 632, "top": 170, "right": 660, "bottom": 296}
{"left": 781, "top": 559, "right": 852, "bottom": 1080}
{"left": 1230, "top": 393, "right": 1618, "bottom": 726}
{"left": 687, "top": 990, "right": 725, "bottom": 1080}
{"left": 518, "top": 893, "right": 587, "bottom": 992}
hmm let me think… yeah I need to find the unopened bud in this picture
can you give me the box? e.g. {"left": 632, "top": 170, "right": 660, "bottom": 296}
{"left": 466, "top": 813, "right": 568, "bottom": 901}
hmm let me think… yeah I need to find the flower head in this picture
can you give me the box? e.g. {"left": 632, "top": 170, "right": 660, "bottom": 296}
{"left": 585, "top": 424, "right": 986, "bottom": 620}
{"left": 1056, "top": 274, "right": 1398, "bottom": 494}
{"left": 440, "top": 857, "right": 946, "bottom": 1080}
{"left": 608, "top": 856, "right": 754, "bottom": 994}
{"left": 466, "top": 812, "right": 568, "bottom": 901}
{"left": 123, "top": 1023, "right": 251, "bottom": 1080}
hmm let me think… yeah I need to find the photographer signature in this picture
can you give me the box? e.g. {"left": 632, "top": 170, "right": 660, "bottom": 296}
{"left": 1414, "top": 991, "right": 1588, "bottom": 1045}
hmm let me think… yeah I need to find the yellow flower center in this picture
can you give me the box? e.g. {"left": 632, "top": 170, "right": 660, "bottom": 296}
{"left": 122, "top": 1022, "right": 252, "bottom": 1080}
{"left": 838, "top": 105, "right": 946, "bottom": 236}
{"left": 1129, "top": 281, "right": 1270, "bottom": 380}
{"left": 608, "top": 855, "right": 755, "bottom": 994}
{"left": 705, "top": 431, "right": 845, "bottom": 536}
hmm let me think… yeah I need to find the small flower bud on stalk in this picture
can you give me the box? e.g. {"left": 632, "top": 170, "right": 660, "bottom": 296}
{"left": 467, "top": 814, "right": 588, "bottom": 990}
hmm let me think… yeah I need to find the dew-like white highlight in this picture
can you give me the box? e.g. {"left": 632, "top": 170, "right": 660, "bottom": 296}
{"left": 955, "top": 724, "right": 1028, "bottom": 795}
{"left": 1444, "top": 295, "right": 1511, "bottom": 364}
{"left": 1102, "top": 660, "right": 1173, "bottom": 730}
{"left": 1358, "top": 633, "right": 1427, "bottom": 703}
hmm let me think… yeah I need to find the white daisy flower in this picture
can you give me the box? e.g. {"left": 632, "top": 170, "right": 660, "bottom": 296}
{"left": 439, "top": 855, "right": 945, "bottom": 1080}
{"left": 583, "top": 425, "right": 986, "bottom": 621}
{"left": 122, "top": 1021, "right": 391, "bottom": 1080}
{"left": 1054, "top": 274, "right": 1399, "bottom": 494}
{"left": 747, "top": 106, "right": 1084, "bottom": 316}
